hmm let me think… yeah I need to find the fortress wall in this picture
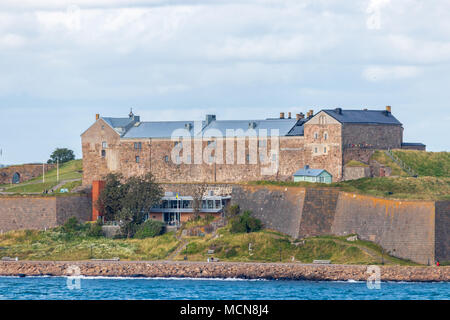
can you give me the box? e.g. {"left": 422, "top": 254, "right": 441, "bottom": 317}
{"left": 0, "top": 195, "right": 92, "bottom": 232}
{"left": 297, "top": 188, "right": 340, "bottom": 238}
{"left": 331, "top": 193, "right": 435, "bottom": 265}
{"left": 55, "top": 195, "right": 92, "bottom": 225}
{"left": 435, "top": 201, "right": 450, "bottom": 263}
{"left": 0, "top": 164, "right": 56, "bottom": 185}
{"left": 231, "top": 185, "right": 305, "bottom": 238}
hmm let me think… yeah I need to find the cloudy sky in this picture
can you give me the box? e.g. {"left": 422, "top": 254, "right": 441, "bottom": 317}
{"left": 1, "top": 0, "right": 449, "bottom": 164}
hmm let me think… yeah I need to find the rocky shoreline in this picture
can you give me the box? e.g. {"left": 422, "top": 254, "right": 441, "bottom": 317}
{"left": 0, "top": 261, "right": 448, "bottom": 282}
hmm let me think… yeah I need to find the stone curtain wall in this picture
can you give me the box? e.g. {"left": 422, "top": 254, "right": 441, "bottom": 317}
{"left": 0, "top": 164, "right": 56, "bottom": 185}
{"left": 331, "top": 193, "right": 436, "bottom": 265}
{"left": 342, "top": 166, "right": 371, "bottom": 181}
{"left": 231, "top": 185, "right": 304, "bottom": 238}
{"left": 231, "top": 184, "right": 442, "bottom": 264}
{"left": 297, "top": 188, "right": 340, "bottom": 238}
{"left": 0, "top": 195, "right": 92, "bottom": 233}
{"left": 435, "top": 201, "right": 450, "bottom": 263}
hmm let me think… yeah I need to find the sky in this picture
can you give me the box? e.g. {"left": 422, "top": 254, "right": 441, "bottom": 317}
{"left": 0, "top": 0, "right": 449, "bottom": 164}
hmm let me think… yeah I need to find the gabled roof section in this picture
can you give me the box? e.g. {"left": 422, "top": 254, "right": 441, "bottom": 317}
{"left": 202, "top": 119, "right": 298, "bottom": 137}
{"left": 293, "top": 166, "right": 330, "bottom": 177}
{"left": 322, "top": 109, "right": 402, "bottom": 125}
{"left": 101, "top": 116, "right": 139, "bottom": 136}
{"left": 123, "top": 121, "right": 199, "bottom": 139}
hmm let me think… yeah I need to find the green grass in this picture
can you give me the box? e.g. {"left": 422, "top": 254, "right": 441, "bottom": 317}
{"left": 345, "top": 160, "right": 369, "bottom": 167}
{"left": 2, "top": 160, "right": 82, "bottom": 194}
{"left": 391, "top": 150, "right": 450, "bottom": 177}
{"left": 173, "top": 226, "right": 416, "bottom": 265}
{"left": 0, "top": 229, "right": 180, "bottom": 261}
{"left": 0, "top": 224, "right": 417, "bottom": 265}
{"left": 370, "top": 150, "right": 409, "bottom": 176}
{"left": 251, "top": 176, "right": 450, "bottom": 200}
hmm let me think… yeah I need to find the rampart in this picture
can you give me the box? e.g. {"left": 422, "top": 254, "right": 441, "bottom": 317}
{"left": 0, "top": 195, "right": 91, "bottom": 233}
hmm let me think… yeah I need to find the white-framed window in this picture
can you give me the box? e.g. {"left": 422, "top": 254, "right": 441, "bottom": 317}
{"left": 324, "top": 132, "right": 328, "bottom": 140}
{"left": 324, "top": 147, "right": 327, "bottom": 153}
{"left": 102, "top": 141, "right": 108, "bottom": 148}
{"left": 314, "top": 132, "right": 318, "bottom": 139}
{"left": 314, "top": 147, "right": 318, "bottom": 153}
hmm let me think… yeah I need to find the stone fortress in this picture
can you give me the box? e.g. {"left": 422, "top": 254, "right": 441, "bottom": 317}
{"left": 81, "top": 106, "right": 425, "bottom": 186}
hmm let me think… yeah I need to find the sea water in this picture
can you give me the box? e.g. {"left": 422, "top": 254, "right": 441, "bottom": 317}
{"left": 0, "top": 276, "right": 448, "bottom": 300}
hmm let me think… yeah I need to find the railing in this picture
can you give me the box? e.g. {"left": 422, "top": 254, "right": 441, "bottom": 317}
{"left": 385, "top": 149, "right": 418, "bottom": 177}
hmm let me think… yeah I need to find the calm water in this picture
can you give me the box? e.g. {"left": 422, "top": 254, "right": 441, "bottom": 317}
{"left": 0, "top": 276, "right": 448, "bottom": 300}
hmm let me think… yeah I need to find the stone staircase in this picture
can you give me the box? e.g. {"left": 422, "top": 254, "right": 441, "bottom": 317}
{"left": 385, "top": 149, "right": 418, "bottom": 177}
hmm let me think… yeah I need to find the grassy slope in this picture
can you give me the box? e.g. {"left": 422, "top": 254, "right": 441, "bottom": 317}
{"left": 0, "top": 224, "right": 416, "bottom": 265}
{"left": 370, "top": 150, "right": 409, "bottom": 176}
{"left": 392, "top": 150, "right": 450, "bottom": 177}
{"left": 252, "top": 176, "right": 450, "bottom": 200}
{"left": 2, "top": 160, "right": 82, "bottom": 193}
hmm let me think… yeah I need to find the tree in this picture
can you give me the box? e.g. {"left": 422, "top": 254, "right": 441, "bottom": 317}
{"left": 48, "top": 148, "right": 75, "bottom": 164}
{"left": 230, "top": 210, "right": 262, "bottom": 234}
{"left": 191, "top": 182, "right": 208, "bottom": 220}
{"left": 96, "top": 172, "right": 163, "bottom": 238}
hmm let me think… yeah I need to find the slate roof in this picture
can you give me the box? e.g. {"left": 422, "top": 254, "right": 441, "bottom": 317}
{"left": 97, "top": 108, "right": 402, "bottom": 139}
{"left": 322, "top": 109, "right": 402, "bottom": 125}
{"left": 293, "top": 167, "right": 329, "bottom": 177}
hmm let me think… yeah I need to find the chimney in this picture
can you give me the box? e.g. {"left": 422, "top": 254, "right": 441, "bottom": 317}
{"left": 288, "top": 112, "right": 292, "bottom": 119}
{"left": 304, "top": 164, "right": 310, "bottom": 170}
{"left": 280, "top": 112, "right": 285, "bottom": 119}
{"left": 205, "top": 114, "right": 216, "bottom": 125}
{"left": 386, "top": 106, "right": 391, "bottom": 113}
{"left": 309, "top": 109, "right": 314, "bottom": 118}
{"left": 96, "top": 114, "right": 100, "bottom": 121}
{"left": 335, "top": 107, "right": 342, "bottom": 115}
{"left": 296, "top": 114, "right": 301, "bottom": 121}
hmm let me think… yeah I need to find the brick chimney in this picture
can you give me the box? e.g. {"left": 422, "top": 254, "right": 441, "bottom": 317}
{"left": 386, "top": 106, "right": 391, "bottom": 113}
{"left": 96, "top": 114, "right": 100, "bottom": 121}
{"left": 288, "top": 112, "right": 292, "bottom": 119}
{"left": 280, "top": 112, "right": 285, "bottom": 119}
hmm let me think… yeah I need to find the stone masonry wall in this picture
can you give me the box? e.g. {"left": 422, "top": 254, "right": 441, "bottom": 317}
{"left": 331, "top": 192, "right": 436, "bottom": 265}
{"left": 435, "top": 201, "right": 450, "bottom": 263}
{"left": 0, "top": 195, "right": 92, "bottom": 233}
{"left": 230, "top": 185, "right": 441, "bottom": 264}
{"left": 0, "top": 164, "right": 56, "bottom": 185}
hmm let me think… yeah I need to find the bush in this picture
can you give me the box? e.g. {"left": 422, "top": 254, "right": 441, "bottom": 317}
{"left": 230, "top": 210, "right": 262, "bottom": 234}
{"left": 225, "top": 247, "right": 238, "bottom": 258}
{"left": 134, "top": 219, "right": 165, "bottom": 239}
{"left": 87, "top": 220, "right": 104, "bottom": 238}
{"left": 62, "top": 217, "right": 81, "bottom": 233}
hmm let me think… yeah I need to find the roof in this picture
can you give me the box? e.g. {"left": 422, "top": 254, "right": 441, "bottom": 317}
{"left": 124, "top": 121, "right": 199, "bottom": 139}
{"left": 202, "top": 119, "right": 298, "bottom": 138}
{"left": 401, "top": 142, "right": 426, "bottom": 146}
{"left": 293, "top": 167, "right": 330, "bottom": 177}
{"left": 322, "top": 109, "right": 402, "bottom": 125}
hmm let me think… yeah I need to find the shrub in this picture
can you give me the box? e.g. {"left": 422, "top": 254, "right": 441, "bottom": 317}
{"left": 62, "top": 217, "right": 80, "bottom": 233}
{"left": 225, "top": 247, "right": 238, "bottom": 258}
{"left": 134, "top": 219, "right": 165, "bottom": 239}
{"left": 87, "top": 220, "right": 104, "bottom": 238}
{"left": 230, "top": 210, "right": 262, "bottom": 234}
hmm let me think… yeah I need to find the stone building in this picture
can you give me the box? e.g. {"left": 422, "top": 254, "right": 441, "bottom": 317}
{"left": 81, "top": 106, "right": 424, "bottom": 186}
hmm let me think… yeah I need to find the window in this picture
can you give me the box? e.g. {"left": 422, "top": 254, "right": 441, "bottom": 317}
{"left": 102, "top": 141, "right": 108, "bottom": 148}
{"left": 314, "top": 147, "right": 318, "bottom": 153}
{"left": 174, "top": 141, "right": 182, "bottom": 148}
{"left": 101, "top": 150, "right": 106, "bottom": 157}
{"left": 209, "top": 155, "right": 215, "bottom": 163}
{"left": 164, "top": 155, "right": 169, "bottom": 162}
{"left": 324, "top": 132, "right": 328, "bottom": 140}
{"left": 208, "top": 140, "right": 216, "bottom": 147}
{"left": 135, "top": 156, "right": 140, "bottom": 163}
{"left": 324, "top": 147, "right": 327, "bottom": 153}
{"left": 246, "top": 154, "right": 250, "bottom": 162}
{"left": 314, "top": 132, "right": 318, "bottom": 139}
{"left": 134, "top": 142, "right": 142, "bottom": 150}
{"left": 259, "top": 140, "right": 267, "bottom": 147}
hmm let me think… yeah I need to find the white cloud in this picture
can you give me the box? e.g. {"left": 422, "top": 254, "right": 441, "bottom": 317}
{"left": 362, "top": 65, "right": 421, "bottom": 82}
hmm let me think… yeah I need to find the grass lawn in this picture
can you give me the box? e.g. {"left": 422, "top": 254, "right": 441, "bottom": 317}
{"left": 2, "top": 160, "right": 82, "bottom": 194}
{"left": 392, "top": 150, "right": 450, "bottom": 177}
{"left": 0, "top": 222, "right": 417, "bottom": 265}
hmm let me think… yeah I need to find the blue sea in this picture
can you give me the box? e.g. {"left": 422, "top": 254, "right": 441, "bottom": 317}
{"left": 0, "top": 276, "right": 448, "bottom": 300}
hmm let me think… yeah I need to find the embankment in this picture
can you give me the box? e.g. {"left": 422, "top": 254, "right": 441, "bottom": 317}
{"left": 0, "top": 261, "right": 448, "bottom": 282}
